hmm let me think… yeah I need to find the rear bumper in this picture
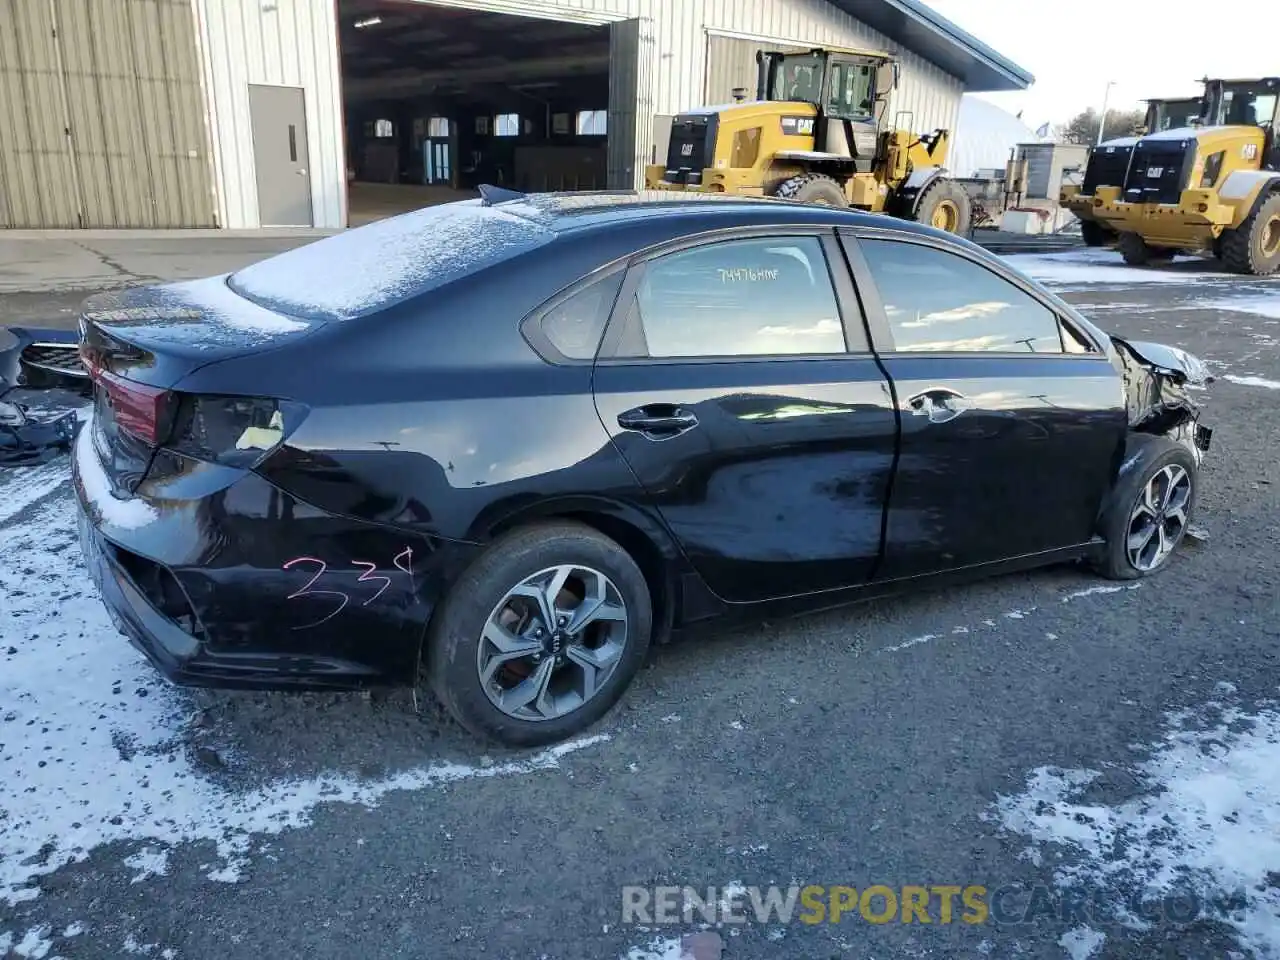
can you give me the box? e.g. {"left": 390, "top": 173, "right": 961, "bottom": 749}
{"left": 72, "top": 423, "right": 479, "bottom": 690}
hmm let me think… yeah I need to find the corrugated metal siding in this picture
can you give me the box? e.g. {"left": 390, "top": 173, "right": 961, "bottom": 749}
{"left": 196, "top": 0, "right": 345, "bottom": 228}
{"left": 0, "top": 0, "right": 79, "bottom": 227}
{"left": 1022, "top": 144, "right": 1052, "bottom": 199}
{"left": 1, "top": 0, "right": 213, "bottom": 228}
{"left": 54, "top": 0, "right": 215, "bottom": 227}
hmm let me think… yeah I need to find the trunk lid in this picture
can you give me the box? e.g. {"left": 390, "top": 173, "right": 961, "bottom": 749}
{"left": 80, "top": 276, "right": 318, "bottom": 494}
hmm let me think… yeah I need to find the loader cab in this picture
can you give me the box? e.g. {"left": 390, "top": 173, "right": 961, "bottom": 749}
{"left": 756, "top": 47, "right": 895, "bottom": 172}
{"left": 1142, "top": 97, "right": 1204, "bottom": 133}
{"left": 758, "top": 48, "right": 896, "bottom": 125}
{"left": 1203, "top": 78, "right": 1280, "bottom": 169}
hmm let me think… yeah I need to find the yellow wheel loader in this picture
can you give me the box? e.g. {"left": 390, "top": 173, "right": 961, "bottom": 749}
{"left": 1088, "top": 77, "right": 1280, "bottom": 274}
{"left": 1061, "top": 94, "right": 1206, "bottom": 247}
{"left": 644, "top": 46, "right": 971, "bottom": 234}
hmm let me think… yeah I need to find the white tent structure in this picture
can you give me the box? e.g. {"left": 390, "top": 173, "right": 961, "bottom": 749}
{"left": 948, "top": 95, "right": 1047, "bottom": 178}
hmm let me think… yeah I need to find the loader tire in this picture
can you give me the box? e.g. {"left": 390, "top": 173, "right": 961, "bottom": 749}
{"left": 1118, "top": 232, "right": 1174, "bottom": 266}
{"left": 1080, "top": 220, "right": 1113, "bottom": 247}
{"left": 773, "top": 174, "right": 848, "bottom": 207}
{"left": 1219, "top": 192, "right": 1280, "bottom": 276}
{"left": 912, "top": 178, "right": 971, "bottom": 235}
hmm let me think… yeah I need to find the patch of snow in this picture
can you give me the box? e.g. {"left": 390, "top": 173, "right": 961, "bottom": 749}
{"left": 124, "top": 846, "right": 171, "bottom": 883}
{"left": 0, "top": 487, "right": 611, "bottom": 905}
{"left": 72, "top": 414, "right": 159, "bottom": 530}
{"left": 229, "top": 200, "right": 552, "bottom": 322}
{"left": 1059, "top": 925, "right": 1106, "bottom": 959}
{"left": 61, "top": 923, "right": 85, "bottom": 938}
{"left": 7, "top": 926, "right": 54, "bottom": 959}
{"left": 992, "top": 704, "right": 1280, "bottom": 959}
{"left": 728, "top": 720, "right": 745, "bottom": 731}
{"left": 624, "top": 937, "right": 688, "bottom": 960}
{"left": 1197, "top": 294, "right": 1280, "bottom": 320}
{"left": 0, "top": 459, "right": 70, "bottom": 525}
{"left": 883, "top": 633, "right": 938, "bottom": 653}
{"left": 1003, "top": 249, "right": 1221, "bottom": 288}
{"left": 660, "top": 714, "right": 681, "bottom": 723}
{"left": 1062, "top": 584, "right": 1142, "bottom": 602}
{"left": 1223, "top": 374, "right": 1280, "bottom": 390}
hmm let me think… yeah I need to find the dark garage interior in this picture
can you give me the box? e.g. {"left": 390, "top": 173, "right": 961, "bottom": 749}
{"left": 337, "top": 0, "right": 612, "bottom": 224}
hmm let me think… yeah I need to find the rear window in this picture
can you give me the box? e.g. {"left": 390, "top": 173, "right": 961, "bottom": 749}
{"left": 228, "top": 200, "right": 552, "bottom": 321}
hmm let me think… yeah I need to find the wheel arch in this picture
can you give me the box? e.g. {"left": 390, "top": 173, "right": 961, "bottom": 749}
{"left": 889, "top": 165, "right": 945, "bottom": 218}
{"left": 1222, "top": 170, "right": 1280, "bottom": 226}
{"left": 477, "top": 495, "right": 685, "bottom": 645}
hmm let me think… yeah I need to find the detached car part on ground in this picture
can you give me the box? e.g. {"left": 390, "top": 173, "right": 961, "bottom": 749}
{"left": 0, "top": 326, "right": 84, "bottom": 466}
{"left": 73, "top": 190, "right": 1213, "bottom": 748}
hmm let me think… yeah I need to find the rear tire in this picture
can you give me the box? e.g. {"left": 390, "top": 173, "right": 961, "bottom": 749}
{"left": 912, "top": 178, "right": 972, "bottom": 235}
{"left": 1092, "top": 438, "right": 1198, "bottom": 580}
{"left": 1117, "top": 232, "right": 1174, "bottom": 265}
{"left": 1220, "top": 192, "right": 1280, "bottom": 276}
{"left": 773, "top": 174, "right": 848, "bottom": 207}
{"left": 426, "top": 522, "right": 652, "bottom": 747}
{"left": 1080, "top": 220, "right": 1112, "bottom": 247}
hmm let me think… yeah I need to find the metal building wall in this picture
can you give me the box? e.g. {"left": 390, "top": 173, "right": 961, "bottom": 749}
{"left": 0, "top": 0, "right": 215, "bottom": 228}
{"left": 195, "top": 0, "right": 346, "bottom": 229}
{"left": 196, "top": 0, "right": 968, "bottom": 227}
{"left": 0, "top": 1, "right": 78, "bottom": 227}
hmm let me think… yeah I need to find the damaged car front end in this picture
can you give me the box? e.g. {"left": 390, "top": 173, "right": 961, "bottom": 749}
{"left": 1112, "top": 335, "right": 1214, "bottom": 465}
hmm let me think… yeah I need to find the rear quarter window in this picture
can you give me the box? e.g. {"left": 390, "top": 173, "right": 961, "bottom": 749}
{"left": 228, "top": 200, "right": 552, "bottom": 322}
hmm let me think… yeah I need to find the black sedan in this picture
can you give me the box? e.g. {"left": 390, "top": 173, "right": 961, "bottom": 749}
{"left": 73, "top": 189, "right": 1212, "bottom": 747}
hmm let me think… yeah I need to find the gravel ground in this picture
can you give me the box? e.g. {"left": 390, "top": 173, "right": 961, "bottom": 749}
{"left": 2, "top": 249, "right": 1279, "bottom": 960}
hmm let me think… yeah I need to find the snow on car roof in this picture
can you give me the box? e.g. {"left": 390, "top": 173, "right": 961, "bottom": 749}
{"left": 228, "top": 199, "right": 553, "bottom": 323}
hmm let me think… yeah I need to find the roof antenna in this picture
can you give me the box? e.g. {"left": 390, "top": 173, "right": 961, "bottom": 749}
{"left": 478, "top": 184, "right": 526, "bottom": 206}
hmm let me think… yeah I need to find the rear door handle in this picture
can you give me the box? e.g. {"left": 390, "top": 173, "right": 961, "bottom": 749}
{"left": 907, "top": 388, "right": 970, "bottom": 425}
{"left": 617, "top": 405, "right": 699, "bottom": 439}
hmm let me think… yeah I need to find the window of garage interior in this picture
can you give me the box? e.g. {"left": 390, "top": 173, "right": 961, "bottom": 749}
{"left": 336, "top": 0, "right": 614, "bottom": 225}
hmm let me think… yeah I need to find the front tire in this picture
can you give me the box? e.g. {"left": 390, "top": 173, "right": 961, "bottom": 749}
{"left": 1220, "top": 192, "right": 1280, "bottom": 276}
{"left": 426, "top": 522, "right": 652, "bottom": 747}
{"left": 773, "top": 174, "right": 848, "bottom": 207}
{"left": 1093, "top": 438, "right": 1198, "bottom": 580}
{"left": 1117, "top": 232, "right": 1175, "bottom": 265}
{"left": 1080, "top": 220, "right": 1112, "bottom": 247}
{"left": 912, "top": 178, "right": 972, "bottom": 235}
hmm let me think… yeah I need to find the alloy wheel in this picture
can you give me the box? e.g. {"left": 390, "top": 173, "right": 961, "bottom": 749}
{"left": 477, "top": 564, "right": 629, "bottom": 722}
{"left": 1126, "top": 464, "right": 1191, "bottom": 572}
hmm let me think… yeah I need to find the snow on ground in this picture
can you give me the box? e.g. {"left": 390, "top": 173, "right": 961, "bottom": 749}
{"left": 991, "top": 697, "right": 1280, "bottom": 958}
{"left": 1198, "top": 295, "right": 1280, "bottom": 321}
{"left": 1002, "top": 249, "right": 1227, "bottom": 288}
{"left": 1223, "top": 374, "right": 1280, "bottom": 391}
{"left": 1058, "top": 925, "right": 1106, "bottom": 960}
{"left": 0, "top": 481, "right": 610, "bottom": 906}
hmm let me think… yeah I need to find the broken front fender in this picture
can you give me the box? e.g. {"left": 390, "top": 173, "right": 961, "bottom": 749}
{"left": 1110, "top": 335, "right": 1212, "bottom": 459}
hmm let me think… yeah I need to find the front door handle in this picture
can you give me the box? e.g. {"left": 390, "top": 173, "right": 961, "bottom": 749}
{"left": 907, "top": 388, "right": 970, "bottom": 425}
{"left": 617, "top": 404, "right": 699, "bottom": 439}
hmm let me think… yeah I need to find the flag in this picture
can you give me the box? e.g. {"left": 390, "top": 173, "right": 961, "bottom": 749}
{"left": 1035, "top": 122, "right": 1051, "bottom": 138}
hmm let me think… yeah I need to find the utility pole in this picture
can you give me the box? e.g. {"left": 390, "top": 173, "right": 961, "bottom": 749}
{"left": 1096, "top": 80, "right": 1117, "bottom": 145}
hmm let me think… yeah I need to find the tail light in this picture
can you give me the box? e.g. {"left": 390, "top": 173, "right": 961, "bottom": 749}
{"left": 82, "top": 350, "right": 175, "bottom": 445}
{"left": 165, "top": 395, "right": 306, "bottom": 468}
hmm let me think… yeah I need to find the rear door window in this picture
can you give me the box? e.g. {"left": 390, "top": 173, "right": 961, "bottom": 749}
{"left": 859, "top": 239, "right": 1065, "bottom": 354}
{"left": 612, "top": 236, "right": 848, "bottom": 358}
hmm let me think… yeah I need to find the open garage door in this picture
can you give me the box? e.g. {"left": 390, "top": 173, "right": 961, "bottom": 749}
{"left": 337, "top": 1, "right": 615, "bottom": 225}
{"left": 606, "top": 17, "right": 655, "bottom": 190}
